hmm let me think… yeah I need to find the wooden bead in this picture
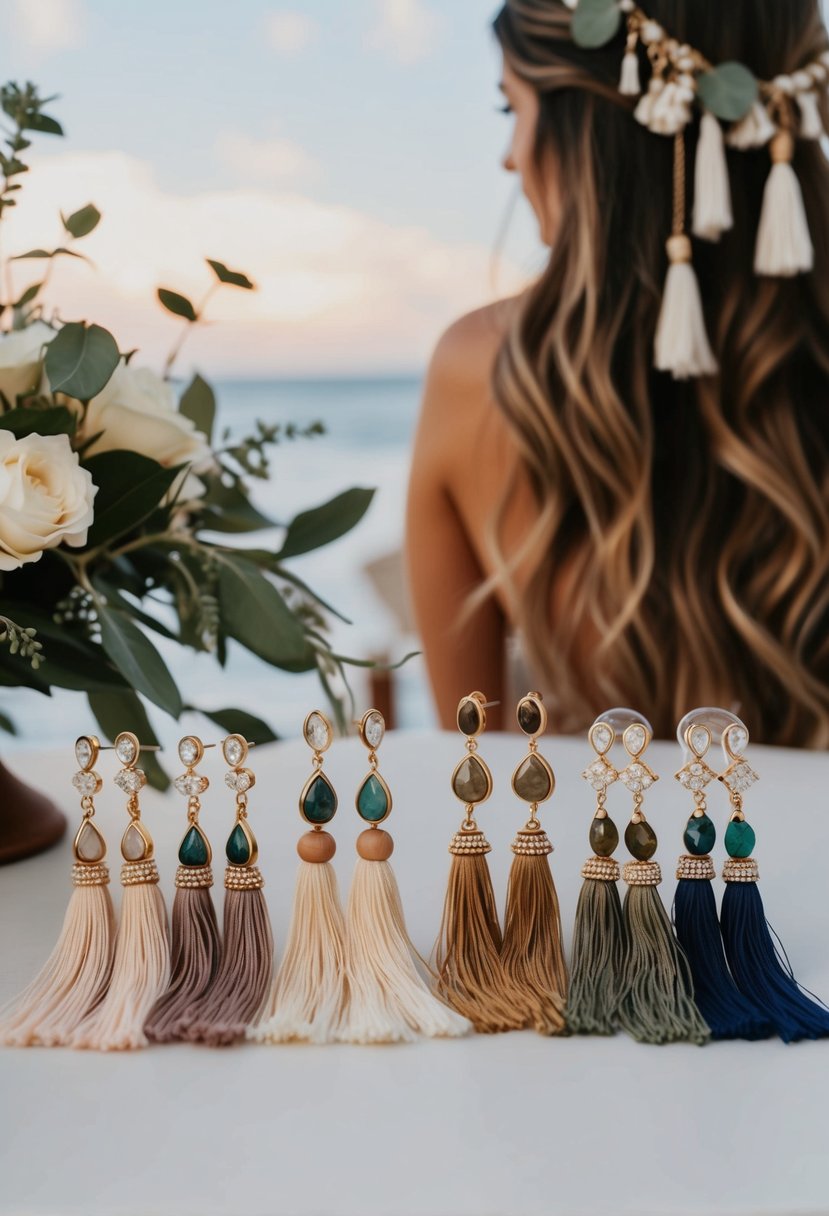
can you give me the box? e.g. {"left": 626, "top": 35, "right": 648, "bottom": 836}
{"left": 356, "top": 828, "right": 394, "bottom": 861}
{"left": 297, "top": 830, "right": 336, "bottom": 863}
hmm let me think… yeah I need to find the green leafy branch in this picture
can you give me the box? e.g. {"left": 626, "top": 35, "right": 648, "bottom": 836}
{"left": 0, "top": 615, "right": 43, "bottom": 668}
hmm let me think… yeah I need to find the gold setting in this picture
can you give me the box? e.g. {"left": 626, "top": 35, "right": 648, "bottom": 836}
{"left": 175, "top": 864, "right": 213, "bottom": 889}
{"left": 676, "top": 854, "right": 716, "bottom": 881}
{"left": 71, "top": 861, "right": 110, "bottom": 887}
{"left": 581, "top": 856, "right": 620, "bottom": 882}
{"left": 448, "top": 827, "right": 491, "bottom": 856}
{"left": 225, "top": 863, "right": 265, "bottom": 890}
{"left": 510, "top": 826, "right": 553, "bottom": 857}
{"left": 623, "top": 859, "right": 662, "bottom": 886}
{"left": 723, "top": 857, "right": 760, "bottom": 884}
{"left": 121, "top": 859, "right": 160, "bottom": 886}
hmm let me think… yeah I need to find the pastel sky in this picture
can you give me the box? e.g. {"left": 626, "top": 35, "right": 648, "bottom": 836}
{"left": 0, "top": 0, "right": 545, "bottom": 376}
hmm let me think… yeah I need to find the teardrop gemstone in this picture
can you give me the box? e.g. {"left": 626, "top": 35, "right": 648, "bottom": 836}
{"left": 74, "top": 819, "right": 105, "bottom": 863}
{"left": 517, "top": 698, "right": 542, "bottom": 735}
{"left": 512, "top": 753, "right": 553, "bottom": 802}
{"left": 589, "top": 814, "right": 619, "bottom": 858}
{"left": 121, "top": 821, "right": 151, "bottom": 862}
{"left": 226, "top": 821, "right": 253, "bottom": 865}
{"left": 725, "top": 818, "right": 756, "bottom": 859}
{"left": 178, "top": 824, "right": 209, "bottom": 867}
{"left": 457, "top": 698, "right": 482, "bottom": 737}
{"left": 683, "top": 812, "right": 716, "bottom": 856}
{"left": 302, "top": 772, "right": 338, "bottom": 824}
{"left": 451, "top": 755, "right": 490, "bottom": 804}
{"left": 625, "top": 819, "right": 658, "bottom": 861}
{"left": 357, "top": 774, "right": 389, "bottom": 822}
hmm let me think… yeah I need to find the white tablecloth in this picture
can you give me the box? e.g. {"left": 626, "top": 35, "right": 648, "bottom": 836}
{"left": 1, "top": 731, "right": 828, "bottom": 1216}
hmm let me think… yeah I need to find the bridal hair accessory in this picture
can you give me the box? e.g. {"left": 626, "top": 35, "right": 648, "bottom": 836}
{"left": 612, "top": 712, "right": 709, "bottom": 1044}
{"left": 73, "top": 731, "right": 170, "bottom": 1050}
{"left": 566, "top": 0, "right": 824, "bottom": 376}
{"left": 716, "top": 721, "right": 829, "bottom": 1042}
{"left": 500, "top": 692, "right": 567, "bottom": 1035}
{"left": 145, "top": 736, "right": 221, "bottom": 1043}
{"left": 251, "top": 711, "right": 346, "bottom": 1044}
{"left": 567, "top": 716, "right": 625, "bottom": 1035}
{"left": 672, "top": 711, "right": 770, "bottom": 1040}
{"left": 0, "top": 735, "right": 117, "bottom": 1046}
{"left": 434, "top": 692, "right": 524, "bottom": 1033}
{"left": 338, "top": 710, "right": 470, "bottom": 1043}
{"left": 187, "top": 734, "right": 273, "bottom": 1045}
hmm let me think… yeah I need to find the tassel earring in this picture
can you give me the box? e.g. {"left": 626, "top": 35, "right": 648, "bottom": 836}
{"left": 186, "top": 735, "right": 273, "bottom": 1045}
{"left": 250, "top": 711, "right": 347, "bottom": 1044}
{"left": 615, "top": 720, "right": 710, "bottom": 1045}
{"left": 145, "top": 736, "right": 221, "bottom": 1043}
{"left": 654, "top": 131, "right": 718, "bottom": 379}
{"left": 673, "top": 722, "right": 770, "bottom": 1040}
{"left": 337, "top": 710, "right": 470, "bottom": 1043}
{"left": 754, "top": 129, "right": 814, "bottom": 276}
{"left": 500, "top": 692, "right": 567, "bottom": 1035}
{"left": 72, "top": 732, "right": 170, "bottom": 1050}
{"left": 434, "top": 692, "right": 524, "bottom": 1033}
{"left": 718, "top": 724, "right": 829, "bottom": 1042}
{"left": 567, "top": 719, "right": 625, "bottom": 1036}
{"left": 0, "top": 736, "right": 117, "bottom": 1046}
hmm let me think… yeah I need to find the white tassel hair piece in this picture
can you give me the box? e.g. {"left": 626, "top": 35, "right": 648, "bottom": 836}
{"left": 654, "top": 234, "right": 718, "bottom": 380}
{"left": 796, "top": 90, "right": 824, "bottom": 140}
{"left": 754, "top": 130, "right": 814, "bottom": 276}
{"left": 726, "top": 100, "right": 777, "bottom": 149}
{"left": 693, "top": 110, "right": 733, "bottom": 241}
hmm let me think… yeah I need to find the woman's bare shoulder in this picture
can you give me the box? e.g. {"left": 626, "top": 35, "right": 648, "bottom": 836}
{"left": 427, "top": 296, "right": 520, "bottom": 396}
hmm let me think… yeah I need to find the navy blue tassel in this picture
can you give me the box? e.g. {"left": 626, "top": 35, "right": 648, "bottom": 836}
{"left": 721, "top": 880, "right": 829, "bottom": 1043}
{"left": 674, "top": 878, "right": 771, "bottom": 1040}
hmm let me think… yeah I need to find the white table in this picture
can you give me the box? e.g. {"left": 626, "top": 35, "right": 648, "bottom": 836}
{"left": 1, "top": 731, "right": 827, "bottom": 1216}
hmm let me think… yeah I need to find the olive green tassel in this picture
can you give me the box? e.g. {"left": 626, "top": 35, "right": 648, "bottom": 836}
{"left": 617, "top": 875, "right": 710, "bottom": 1045}
{"left": 567, "top": 867, "right": 626, "bottom": 1035}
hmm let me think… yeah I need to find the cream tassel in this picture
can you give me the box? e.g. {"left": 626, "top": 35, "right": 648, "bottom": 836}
{"left": 72, "top": 862, "right": 169, "bottom": 1050}
{"left": 634, "top": 77, "right": 664, "bottom": 128}
{"left": 249, "top": 832, "right": 347, "bottom": 1044}
{"left": 0, "top": 865, "right": 116, "bottom": 1046}
{"left": 797, "top": 91, "right": 824, "bottom": 140}
{"left": 655, "top": 236, "right": 718, "bottom": 378}
{"left": 693, "top": 111, "right": 733, "bottom": 241}
{"left": 618, "top": 28, "right": 640, "bottom": 97}
{"left": 754, "top": 131, "right": 814, "bottom": 276}
{"left": 338, "top": 835, "right": 471, "bottom": 1043}
{"left": 726, "top": 101, "right": 776, "bottom": 149}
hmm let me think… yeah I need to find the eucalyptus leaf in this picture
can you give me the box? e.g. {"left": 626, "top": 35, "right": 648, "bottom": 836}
{"left": 83, "top": 451, "right": 183, "bottom": 547}
{"left": 44, "top": 321, "right": 120, "bottom": 400}
{"left": 697, "top": 62, "right": 758, "bottom": 122}
{"left": 88, "top": 689, "right": 169, "bottom": 790}
{"left": 25, "top": 112, "right": 63, "bottom": 136}
{"left": 10, "top": 247, "right": 86, "bottom": 261}
{"left": 14, "top": 282, "right": 42, "bottom": 308}
{"left": 207, "top": 259, "right": 255, "bottom": 290}
{"left": 62, "top": 203, "right": 101, "bottom": 239}
{"left": 199, "top": 477, "right": 275, "bottom": 533}
{"left": 157, "top": 288, "right": 197, "bottom": 322}
{"left": 278, "top": 487, "right": 375, "bottom": 559}
{"left": 0, "top": 405, "right": 76, "bottom": 438}
{"left": 571, "top": 0, "right": 621, "bottom": 49}
{"left": 216, "top": 553, "right": 315, "bottom": 669}
{"left": 179, "top": 373, "right": 215, "bottom": 440}
{"left": 97, "top": 604, "right": 183, "bottom": 717}
{"left": 91, "top": 575, "right": 178, "bottom": 642}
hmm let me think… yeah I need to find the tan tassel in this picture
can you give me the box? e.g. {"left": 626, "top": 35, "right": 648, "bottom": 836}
{"left": 654, "top": 134, "right": 717, "bottom": 379}
{"left": 754, "top": 131, "right": 814, "bottom": 276}
{"left": 71, "top": 734, "right": 169, "bottom": 1050}
{"left": 0, "top": 737, "right": 117, "bottom": 1047}
{"left": 693, "top": 110, "right": 733, "bottom": 241}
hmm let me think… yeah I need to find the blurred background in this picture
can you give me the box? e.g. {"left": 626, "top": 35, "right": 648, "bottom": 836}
{"left": 0, "top": 0, "right": 546, "bottom": 747}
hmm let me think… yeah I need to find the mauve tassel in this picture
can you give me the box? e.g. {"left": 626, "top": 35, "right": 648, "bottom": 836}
{"left": 693, "top": 111, "right": 733, "bottom": 241}
{"left": 144, "top": 884, "right": 220, "bottom": 1042}
{"left": 754, "top": 131, "right": 814, "bottom": 276}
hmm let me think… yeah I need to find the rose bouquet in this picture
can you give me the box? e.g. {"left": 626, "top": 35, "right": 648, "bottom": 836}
{"left": 0, "top": 82, "right": 377, "bottom": 787}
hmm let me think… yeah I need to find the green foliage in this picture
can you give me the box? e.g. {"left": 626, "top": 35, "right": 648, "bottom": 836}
{"left": 278, "top": 488, "right": 375, "bottom": 559}
{"left": 82, "top": 452, "right": 183, "bottom": 547}
{"left": 179, "top": 373, "right": 215, "bottom": 440}
{"left": 44, "top": 321, "right": 120, "bottom": 399}
{"left": 157, "top": 288, "right": 197, "bottom": 322}
{"left": 697, "top": 63, "right": 758, "bottom": 122}
{"left": 207, "top": 259, "right": 255, "bottom": 290}
{"left": 571, "top": 0, "right": 620, "bottom": 49}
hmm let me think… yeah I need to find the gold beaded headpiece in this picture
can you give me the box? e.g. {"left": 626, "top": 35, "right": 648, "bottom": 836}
{"left": 563, "top": 0, "right": 826, "bottom": 379}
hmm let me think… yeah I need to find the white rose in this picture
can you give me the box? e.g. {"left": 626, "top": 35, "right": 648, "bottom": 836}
{"left": 0, "top": 431, "right": 97, "bottom": 571}
{"left": 0, "top": 321, "right": 57, "bottom": 406}
{"left": 79, "top": 363, "right": 212, "bottom": 502}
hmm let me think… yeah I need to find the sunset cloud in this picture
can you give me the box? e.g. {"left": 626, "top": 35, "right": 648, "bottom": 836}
{"left": 366, "top": 0, "right": 443, "bottom": 64}
{"left": 11, "top": 0, "right": 85, "bottom": 52}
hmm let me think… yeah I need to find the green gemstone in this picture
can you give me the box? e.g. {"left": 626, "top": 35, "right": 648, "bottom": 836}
{"left": 303, "top": 773, "right": 338, "bottom": 824}
{"left": 452, "top": 755, "right": 489, "bottom": 803}
{"left": 589, "top": 814, "right": 619, "bottom": 857}
{"left": 625, "top": 819, "right": 658, "bottom": 861}
{"left": 178, "top": 824, "right": 209, "bottom": 867}
{"left": 226, "top": 822, "right": 251, "bottom": 865}
{"left": 683, "top": 812, "right": 716, "bottom": 856}
{"left": 357, "top": 774, "right": 389, "bottom": 822}
{"left": 725, "top": 818, "right": 756, "bottom": 858}
{"left": 512, "top": 753, "right": 553, "bottom": 803}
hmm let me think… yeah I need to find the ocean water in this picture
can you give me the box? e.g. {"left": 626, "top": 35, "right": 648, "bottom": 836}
{"left": 3, "top": 376, "right": 435, "bottom": 752}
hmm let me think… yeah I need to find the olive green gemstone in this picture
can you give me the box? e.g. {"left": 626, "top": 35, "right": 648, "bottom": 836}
{"left": 303, "top": 773, "right": 338, "bottom": 824}
{"left": 452, "top": 755, "right": 489, "bottom": 803}
{"left": 684, "top": 812, "right": 716, "bottom": 856}
{"left": 357, "top": 774, "right": 388, "bottom": 822}
{"left": 725, "top": 818, "right": 756, "bottom": 859}
{"left": 512, "top": 753, "right": 552, "bottom": 802}
{"left": 625, "top": 819, "right": 658, "bottom": 861}
{"left": 457, "top": 699, "right": 482, "bottom": 737}
{"left": 226, "top": 822, "right": 251, "bottom": 865}
{"left": 589, "top": 814, "right": 619, "bottom": 857}
{"left": 517, "top": 699, "right": 542, "bottom": 735}
{"left": 178, "top": 824, "right": 209, "bottom": 867}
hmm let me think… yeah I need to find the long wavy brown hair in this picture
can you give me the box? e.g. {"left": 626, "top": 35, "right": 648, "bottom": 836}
{"left": 490, "top": 0, "right": 829, "bottom": 747}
